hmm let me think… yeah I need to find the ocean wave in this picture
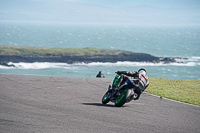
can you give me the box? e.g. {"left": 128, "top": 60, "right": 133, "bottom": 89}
{"left": 1, "top": 61, "right": 198, "bottom": 69}
{"left": 175, "top": 57, "right": 200, "bottom": 62}
{"left": 7, "top": 62, "right": 69, "bottom": 69}
{"left": 86, "top": 61, "right": 198, "bottom": 67}
{"left": 0, "top": 65, "right": 12, "bottom": 69}
{"left": 190, "top": 57, "right": 200, "bottom": 61}
{"left": 191, "top": 57, "right": 200, "bottom": 59}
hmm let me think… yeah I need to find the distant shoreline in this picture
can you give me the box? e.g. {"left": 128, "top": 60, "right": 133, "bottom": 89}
{"left": 0, "top": 45, "right": 177, "bottom": 67}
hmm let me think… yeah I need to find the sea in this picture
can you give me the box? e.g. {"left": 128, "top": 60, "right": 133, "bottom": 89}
{"left": 0, "top": 22, "right": 200, "bottom": 80}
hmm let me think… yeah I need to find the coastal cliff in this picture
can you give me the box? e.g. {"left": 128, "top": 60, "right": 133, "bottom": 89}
{"left": 0, "top": 45, "right": 176, "bottom": 66}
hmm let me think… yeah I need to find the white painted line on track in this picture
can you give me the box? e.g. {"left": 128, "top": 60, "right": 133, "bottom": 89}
{"left": 143, "top": 92, "right": 200, "bottom": 108}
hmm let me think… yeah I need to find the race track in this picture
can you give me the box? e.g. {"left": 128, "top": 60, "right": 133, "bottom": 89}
{"left": 0, "top": 74, "right": 199, "bottom": 133}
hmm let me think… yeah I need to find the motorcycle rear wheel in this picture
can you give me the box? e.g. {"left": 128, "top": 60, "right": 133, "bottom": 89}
{"left": 115, "top": 89, "right": 131, "bottom": 107}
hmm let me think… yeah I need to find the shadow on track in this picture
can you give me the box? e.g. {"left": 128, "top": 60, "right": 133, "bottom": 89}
{"left": 82, "top": 103, "right": 115, "bottom": 107}
{"left": 82, "top": 103, "right": 129, "bottom": 108}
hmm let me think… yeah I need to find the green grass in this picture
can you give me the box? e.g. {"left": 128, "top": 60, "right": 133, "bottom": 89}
{"left": 147, "top": 77, "right": 200, "bottom": 106}
{"left": 0, "top": 45, "right": 111, "bottom": 55}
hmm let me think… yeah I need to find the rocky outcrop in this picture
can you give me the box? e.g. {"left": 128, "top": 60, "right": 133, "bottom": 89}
{"left": 0, "top": 49, "right": 176, "bottom": 67}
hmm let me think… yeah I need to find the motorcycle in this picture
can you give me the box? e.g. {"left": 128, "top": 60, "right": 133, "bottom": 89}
{"left": 102, "top": 74, "right": 139, "bottom": 107}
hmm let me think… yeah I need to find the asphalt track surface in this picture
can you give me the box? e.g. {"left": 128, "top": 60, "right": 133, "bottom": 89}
{"left": 0, "top": 74, "right": 199, "bottom": 133}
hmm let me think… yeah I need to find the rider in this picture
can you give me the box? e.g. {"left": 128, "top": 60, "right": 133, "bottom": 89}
{"left": 110, "top": 68, "right": 149, "bottom": 100}
{"left": 96, "top": 71, "right": 105, "bottom": 78}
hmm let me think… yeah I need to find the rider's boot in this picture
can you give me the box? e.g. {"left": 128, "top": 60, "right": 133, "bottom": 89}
{"left": 133, "top": 88, "right": 142, "bottom": 100}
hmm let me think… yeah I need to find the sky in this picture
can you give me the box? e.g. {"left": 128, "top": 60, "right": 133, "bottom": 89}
{"left": 0, "top": 0, "right": 200, "bottom": 26}
{"left": 65, "top": 0, "right": 200, "bottom": 8}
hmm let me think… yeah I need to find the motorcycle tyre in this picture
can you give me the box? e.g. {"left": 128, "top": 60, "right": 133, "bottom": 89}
{"left": 115, "top": 89, "right": 131, "bottom": 107}
{"left": 102, "top": 91, "right": 111, "bottom": 104}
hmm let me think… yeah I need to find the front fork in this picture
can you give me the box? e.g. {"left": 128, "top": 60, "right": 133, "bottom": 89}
{"left": 109, "top": 74, "right": 123, "bottom": 90}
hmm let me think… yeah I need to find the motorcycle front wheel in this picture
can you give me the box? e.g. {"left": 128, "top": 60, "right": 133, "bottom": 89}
{"left": 115, "top": 89, "right": 131, "bottom": 107}
{"left": 102, "top": 91, "right": 111, "bottom": 104}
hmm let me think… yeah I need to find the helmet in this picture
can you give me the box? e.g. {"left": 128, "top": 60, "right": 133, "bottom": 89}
{"left": 138, "top": 68, "right": 147, "bottom": 76}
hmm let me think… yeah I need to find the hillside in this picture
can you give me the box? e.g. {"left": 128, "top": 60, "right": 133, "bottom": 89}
{"left": 0, "top": 45, "right": 176, "bottom": 66}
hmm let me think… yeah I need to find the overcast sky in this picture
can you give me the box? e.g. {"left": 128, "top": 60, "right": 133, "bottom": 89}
{"left": 0, "top": 0, "right": 200, "bottom": 26}
{"left": 65, "top": 0, "right": 200, "bottom": 8}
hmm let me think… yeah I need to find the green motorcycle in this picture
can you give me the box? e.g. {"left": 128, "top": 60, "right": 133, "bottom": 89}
{"left": 102, "top": 74, "right": 138, "bottom": 107}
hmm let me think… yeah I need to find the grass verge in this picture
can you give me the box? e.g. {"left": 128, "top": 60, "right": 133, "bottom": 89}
{"left": 147, "top": 77, "right": 200, "bottom": 106}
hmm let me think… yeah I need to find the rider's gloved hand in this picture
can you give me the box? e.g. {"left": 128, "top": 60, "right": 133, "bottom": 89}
{"left": 115, "top": 71, "right": 121, "bottom": 75}
{"left": 134, "top": 72, "right": 138, "bottom": 75}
